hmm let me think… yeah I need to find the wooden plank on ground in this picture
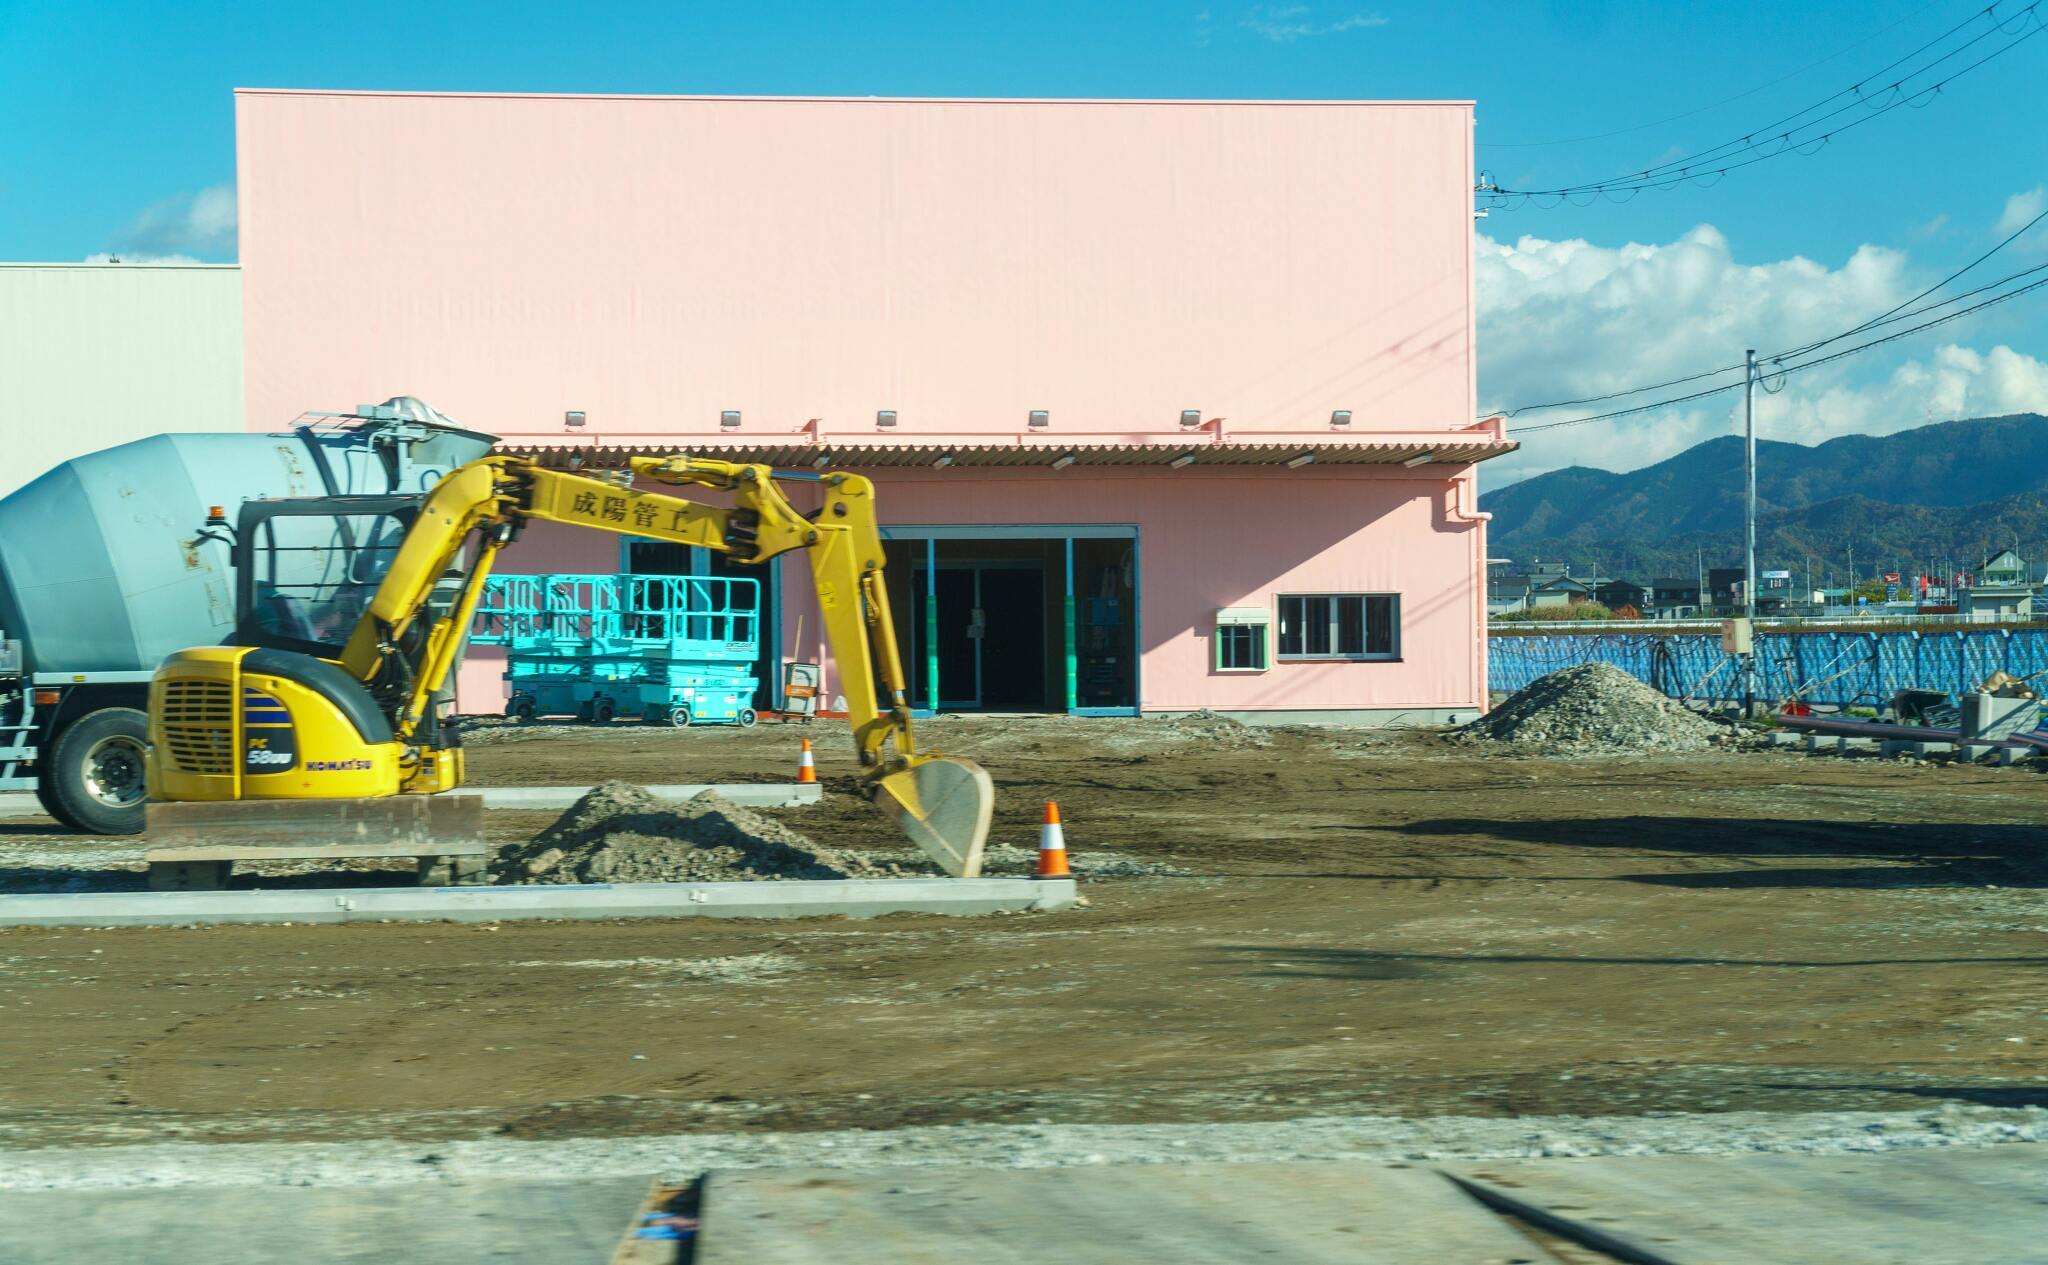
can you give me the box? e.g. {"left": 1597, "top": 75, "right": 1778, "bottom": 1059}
{"left": 609, "top": 1180, "right": 695, "bottom": 1265}
{"left": 146, "top": 794, "right": 486, "bottom": 850}
{"left": 1448, "top": 1144, "right": 2048, "bottom": 1265}
{"left": 695, "top": 1161, "right": 1550, "bottom": 1265}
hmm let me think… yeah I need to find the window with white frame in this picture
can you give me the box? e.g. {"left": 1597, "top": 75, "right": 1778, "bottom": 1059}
{"left": 1214, "top": 607, "right": 1271, "bottom": 672}
{"left": 1276, "top": 593, "right": 1399, "bottom": 661}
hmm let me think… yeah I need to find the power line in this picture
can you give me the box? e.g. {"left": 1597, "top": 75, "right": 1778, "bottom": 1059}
{"left": 1503, "top": 357, "right": 1748, "bottom": 418}
{"left": 1776, "top": 197, "right": 2048, "bottom": 357}
{"left": 1512, "top": 268, "right": 2048, "bottom": 433}
{"left": 1779, "top": 269, "right": 2048, "bottom": 373}
{"left": 1478, "top": 3, "right": 2044, "bottom": 208}
{"left": 1478, "top": 1, "right": 1948, "bottom": 151}
{"left": 1486, "top": 4, "right": 2037, "bottom": 203}
{"left": 1501, "top": 198, "right": 2048, "bottom": 416}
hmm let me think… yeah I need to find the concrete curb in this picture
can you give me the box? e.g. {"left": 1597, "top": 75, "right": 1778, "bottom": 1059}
{"left": 0, "top": 782, "right": 824, "bottom": 819}
{"left": 0, "top": 877, "right": 1078, "bottom": 928}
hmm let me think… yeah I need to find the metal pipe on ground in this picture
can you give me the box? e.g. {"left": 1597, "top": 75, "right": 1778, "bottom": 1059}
{"left": 1774, "top": 715, "right": 2048, "bottom": 750}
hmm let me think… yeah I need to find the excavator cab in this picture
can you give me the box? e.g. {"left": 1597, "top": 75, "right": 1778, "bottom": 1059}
{"left": 229, "top": 496, "right": 430, "bottom": 660}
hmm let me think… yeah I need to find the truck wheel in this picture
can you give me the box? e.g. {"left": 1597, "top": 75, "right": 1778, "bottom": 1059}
{"left": 593, "top": 698, "right": 616, "bottom": 725}
{"left": 736, "top": 708, "right": 758, "bottom": 728}
{"left": 668, "top": 706, "right": 692, "bottom": 728}
{"left": 506, "top": 695, "right": 536, "bottom": 723}
{"left": 46, "top": 708, "right": 150, "bottom": 836}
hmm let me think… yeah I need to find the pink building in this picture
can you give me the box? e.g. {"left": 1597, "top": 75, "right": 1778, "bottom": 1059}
{"left": 236, "top": 90, "right": 1512, "bottom": 722}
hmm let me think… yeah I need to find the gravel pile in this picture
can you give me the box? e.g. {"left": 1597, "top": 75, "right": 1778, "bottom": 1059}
{"left": 930, "top": 712, "right": 1274, "bottom": 758}
{"left": 494, "top": 782, "right": 892, "bottom": 884}
{"left": 1453, "top": 662, "right": 1723, "bottom": 755}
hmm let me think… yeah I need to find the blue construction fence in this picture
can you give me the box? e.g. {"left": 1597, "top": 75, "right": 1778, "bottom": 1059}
{"left": 1489, "top": 628, "right": 2048, "bottom": 708}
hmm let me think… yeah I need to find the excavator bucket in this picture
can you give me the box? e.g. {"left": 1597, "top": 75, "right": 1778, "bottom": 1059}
{"left": 873, "top": 756, "right": 995, "bottom": 877}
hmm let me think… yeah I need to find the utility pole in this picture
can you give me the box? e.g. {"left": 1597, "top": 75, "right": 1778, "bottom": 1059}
{"left": 1742, "top": 349, "right": 1758, "bottom": 716}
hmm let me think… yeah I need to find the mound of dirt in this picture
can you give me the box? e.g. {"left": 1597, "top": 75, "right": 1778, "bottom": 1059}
{"left": 495, "top": 782, "right": 892, "bottom": 884}
{"left": 1452, "top": 662, "right": 1723, "bottom": 755}
{"left": 1159, "top": 709, "right": 1274, "bottom": 750}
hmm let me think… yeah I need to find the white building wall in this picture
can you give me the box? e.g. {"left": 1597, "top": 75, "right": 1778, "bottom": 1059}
{"left": 0, "top": 264, "right": 242, "bottom": 497}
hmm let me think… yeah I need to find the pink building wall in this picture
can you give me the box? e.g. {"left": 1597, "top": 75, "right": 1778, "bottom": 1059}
{"left": 237, "top": 92, "right": 1502, "bottom": 720}
{"left": 237, "top": 92, "right": 1475, "bottom": 441}
{"left": 450, "top": 464, "right": 1491, "bottom": 717}
{"left": 780, "top": 467, "right": 1489, "bottom": 716}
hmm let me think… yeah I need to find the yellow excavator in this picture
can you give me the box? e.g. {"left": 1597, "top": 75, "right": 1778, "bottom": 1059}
{"left": 143, "top": 454, "right": 994, "bottom": 875}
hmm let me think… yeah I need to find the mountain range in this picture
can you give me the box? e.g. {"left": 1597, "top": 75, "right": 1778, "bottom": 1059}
{"left": 1479, "top": 413, "right": 2048, "bottom": 582}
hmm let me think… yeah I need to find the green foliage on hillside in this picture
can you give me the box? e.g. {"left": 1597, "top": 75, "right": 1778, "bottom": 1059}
{"left": 1482, "top": 414, "right": 2048, "bottom": 577}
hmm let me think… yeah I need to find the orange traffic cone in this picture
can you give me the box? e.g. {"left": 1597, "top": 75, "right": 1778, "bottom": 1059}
{"left": 796, "top": 738, "right": 817, "bottom": 784}
{"left": 1036, "top": 801, "right": 1071, "bottom": 878}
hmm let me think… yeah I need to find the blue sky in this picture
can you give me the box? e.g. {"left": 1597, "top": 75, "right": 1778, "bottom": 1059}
{"left": 3, "top": 0, "right": 2045, "bottom": 483}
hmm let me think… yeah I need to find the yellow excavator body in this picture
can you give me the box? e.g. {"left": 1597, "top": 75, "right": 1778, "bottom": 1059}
{"left": 145, "top": 453, "right": 993, "bottom": 875}
{"left": 146, "top": 645, "right": 459, "bottom": 803}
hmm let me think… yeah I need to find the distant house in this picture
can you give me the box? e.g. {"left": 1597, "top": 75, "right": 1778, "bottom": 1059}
{"left": 1487, "top": 573, "right": 1534, "bottom": 616}
{"left": 1593, "top": 579, "right": 1645, "bottom": 612}
{"left": 1965, "top": 549, "right": 2033, "bottom": 621}
{"left": 1527, "top": 574, "right": 1593, "bottom": 610}
{"left": 1706, "top": 567, "right": 1746, "bottom": 609}
{"left": 1979, "top": 549, "right": 2028, "bottom": 586}
{"left": 1651, "top": 578, "right": 1701, "bottom": 616}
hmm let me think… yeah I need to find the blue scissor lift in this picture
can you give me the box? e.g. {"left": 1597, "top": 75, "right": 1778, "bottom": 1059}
{"left": 471, "top": 573, "right": 761, "bottom": 726}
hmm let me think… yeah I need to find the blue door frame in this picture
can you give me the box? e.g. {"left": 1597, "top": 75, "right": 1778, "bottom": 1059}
{"left": 881, "top": 525, "right": 1141, "bottom": 717}
{"left": 619, "top": 527, "right": 1136, "bottom": 717}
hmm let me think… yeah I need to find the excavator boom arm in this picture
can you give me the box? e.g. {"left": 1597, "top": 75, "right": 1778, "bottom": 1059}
{"left": 332, "top": 453, "right": 989, "bottom": 874}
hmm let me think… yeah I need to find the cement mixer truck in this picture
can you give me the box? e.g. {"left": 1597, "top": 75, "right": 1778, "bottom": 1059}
{"left": 0, "top": 399, "right": 496, "bottom": 832}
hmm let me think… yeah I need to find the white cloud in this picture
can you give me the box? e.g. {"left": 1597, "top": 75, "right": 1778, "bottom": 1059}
{"left": 1477, "top": 224, "right": 2048, "bottom": 486}
{"left": 1478, "top": 224, "right": 1910, "bottom": 418}
{"left": 106, "top": 183, "right": 236, "bottom": 259}
{"left": 1770, "top": 343, "right": 2048, "bottom": 437}
{"left": 1909, "top": 213, "right": 1948, "bottom": 241}
{"left": 79, "top": 251, "right": 207, "bottom": 265}
{"left": 1240, "top": 5, "right": 1389, "bottom": 41}
{"left": 1997, "top": 185, "right": 2046, "bottom": 247}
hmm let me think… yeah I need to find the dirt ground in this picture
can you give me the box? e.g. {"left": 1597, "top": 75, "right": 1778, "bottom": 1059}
{"left": 1, "top": 716, "right": 2044, "bottom": 1151}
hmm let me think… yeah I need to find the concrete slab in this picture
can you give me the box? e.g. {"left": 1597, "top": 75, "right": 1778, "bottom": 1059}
{"left": 0, "top": 782, "right": 823, "bottom": 820}
{"left": 1449, "top": 1144, "right": 2048, "bottom": 1265}
{"left": 0, "top": 876, "right": 1078, "bottom": 928}
{"left": 0, "top": 1176, "right": 655, "bottom": 1265}
{"left": 0, "top": 792, "right": 45, "bottom": 817}
{"left": 1880, "top": 739, "right": 1949, "bottom": 759}
{"left": 694, "top": 1162, "right": 1545, "bottom": 1265}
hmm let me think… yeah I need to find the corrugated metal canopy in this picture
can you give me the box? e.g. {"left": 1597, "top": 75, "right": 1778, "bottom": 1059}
{"left": 503, "top": 439, "right": 1517, "bottom": 470}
